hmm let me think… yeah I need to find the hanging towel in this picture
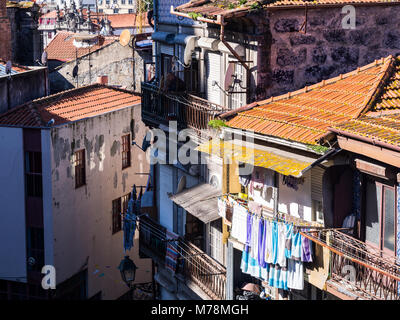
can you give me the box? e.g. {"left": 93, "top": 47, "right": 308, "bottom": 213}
{"left": 247, "top": 215, "right": 261, "bottom": 278}
{"left": 264, "top": 220, "right": 274, "bottom": 264}
{"left": 231, "top": 203, "right": 248, "bottom": 244}
{"left": 258, "top": 217, "right": 265, "bottom": 268}
{"left": 268, "top": 264, "right": 288, "bottom": 290}
{"left": 301, "top": 236, "right": 313, "bottom": 263}
{"left": 271, "top": 221, "right": 279, "bottom": 265}
{"left": 285, "top": 223, "right": 293, "bottom": 259}
{"left": 240, "top": 213, "right": 253, "bottom": 274}
{"left": 277, "top": 223, "right": 287, "bottom": 267}
{"left": 217, "top": 197, "right": 226, "bottom": 219}
{"left": 291, "top": 228, "right": 302, "bottom": 260}
{"left": 287, "top": 259, "right": 304, "bottom": 290}
{"left": 165, "top": 230, "right": 179, "bottom": 274}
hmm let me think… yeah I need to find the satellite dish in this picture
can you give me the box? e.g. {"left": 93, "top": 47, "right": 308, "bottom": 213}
{"left": 41, "top": 51, "right": 48, "bottom": 66}
{"left": 5, "top": 61, "right": 12, "bottom": 75}
{"left": 210, "top": 174, "right": 220, "bottom": 189}
{"left": 224, "top": 62, "right": 235, "bottom": 91}
{"left": 119, "top": 29, "right": 131, "bottom": 47}
{"left": 176, "top": 175, "right": 186, "bottom": 194}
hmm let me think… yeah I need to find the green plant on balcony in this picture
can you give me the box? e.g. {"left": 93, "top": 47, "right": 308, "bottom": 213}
{"left": 188, "top": 12, "right": 204, "bottom": 20}
{"left": 208, "top": 119, "right": 228, "bottom": 129}
{"left": 307, "top": 144, "right": 329, "bottom": 154}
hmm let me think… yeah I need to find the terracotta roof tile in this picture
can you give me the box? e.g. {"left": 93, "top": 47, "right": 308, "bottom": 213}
{"left": 0, "top": 60, "right": 30, "bottom": 75}
{"left": 332, "top": 113, "right": 400, "bottom": 147}
{"left": 0, "top": 84, "right": 141, "bottom": 127}
{"left": 225, "top": 56, "right": 395, "bottom": 145}
{"left": 45, "top": 32, "right": 117, "bottom": 62}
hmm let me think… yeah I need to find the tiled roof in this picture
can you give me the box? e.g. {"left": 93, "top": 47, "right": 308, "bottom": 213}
{"left": 225, "top": 56, "right": 395, "bottom": 145}
{"left": 0, "top": 60, "right": 30, "bottom": 75}
{"left": 0, "top": 84, "right": 141, "bottom": 127}
{"left": 332, "top": 113, "right": 400, "bottom": 147}
{"left": 45, "top": 32, "right": 117, "bottom": 62}
{"left": 175, "top": 0, "right": 400, "bottom": 18}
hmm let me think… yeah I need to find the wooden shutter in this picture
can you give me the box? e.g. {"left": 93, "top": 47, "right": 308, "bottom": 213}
{"left": 311, "top": 167, "right": 324, "bottom": 202}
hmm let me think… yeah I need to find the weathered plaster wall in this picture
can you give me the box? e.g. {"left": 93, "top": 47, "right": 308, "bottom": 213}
{"left": 0, "top": 67, "right": 48, "bottom": 113}
{"left": 256, "top": 5, "right": 400, "bottom": 98}
{"left": 50, "top": 104, "right": 151, "bottom": 299}
{"left": 49, "top": 42, "right": 152, "bottom": 94}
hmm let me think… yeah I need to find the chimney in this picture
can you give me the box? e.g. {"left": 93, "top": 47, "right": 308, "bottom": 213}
{"left": 97, "top": 75, "right": 108, "bottom": 85}
{"left": 0, "top": 0, "right": 11, "bottom": 61}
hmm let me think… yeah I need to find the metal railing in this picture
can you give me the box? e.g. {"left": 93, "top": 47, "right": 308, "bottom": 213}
{"left": 302, "top": 229, "right": 400, "bottom": 300}
{"left": 141, "top": 82, "right": 229, "bottom": 132}
{"left": 138, "top": 216, "right": 226, "bottom": 300}
{"left": 178, "top": 240, "right": 226, "bottom": 300}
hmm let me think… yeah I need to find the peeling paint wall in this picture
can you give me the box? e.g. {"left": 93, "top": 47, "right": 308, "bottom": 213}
{"left": 50, "top": 104, "right": 151, "bottom": 299}
{"left": 49, "top": 41, "right": 152, "bottom": 94}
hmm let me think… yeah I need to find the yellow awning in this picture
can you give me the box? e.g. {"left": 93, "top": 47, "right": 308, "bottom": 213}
{"left": 196, "top": 140, "right": 313, "bottom": 177}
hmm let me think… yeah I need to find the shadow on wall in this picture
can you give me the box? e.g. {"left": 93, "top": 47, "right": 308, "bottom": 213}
{"left": 49, "top": 71, "right": 75, "bottom": 94}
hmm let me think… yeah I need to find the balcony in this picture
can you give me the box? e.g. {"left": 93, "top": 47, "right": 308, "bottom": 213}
{"left": 302, "top": 229, "right": 400, "bottom": 300}
{"left": 141, "top": 82, "right": 229, "bottom": 133}
{"left": 138, "top": 216, "right": 226, "bottom": 300}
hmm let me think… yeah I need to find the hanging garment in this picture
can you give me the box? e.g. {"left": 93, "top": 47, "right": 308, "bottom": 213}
{"left": 264, "top": 220, "right": 274, "bottom": 264}
{"left": 277, "top": 223, "right": 287, "bottom": 267}
{"left": 239, "top": 174, "right": 251, "bottom": 187}
{"left": 287, "top": 259, "right": 304, "bottom": 290}
{"left": 271, "top": 221, "right": 279, "bottom": 264}
{"left": 258, "top": 217, "right": 265, "bottom": 268}
{"left": 268, "top": 264, "right": 288, "bottom": 290}
{"left": 248, "top": 201, "right": 262, "bottom": 216}
{"left": 240, "top": 213, "right": 253, "bottom": 274}
{"left": 217, "top": 197, "right": 226, "bottom": 219}
{"left": 291, "top": 228, "right": 302, "bottom": 260}
{"left": 165, "top": 231, "right": 179, "bottom": 274}
{"left": 247, "top": 215, "right": 261, "bottom": 278}
{"left": 123, "top": 189, "right": 137, "bottom": 251}
{"left": 231, "top": 203, "right": 248, "bottom": 244}
{"left": 285, "top": 223, "right": 293, "bottom": 259}
{"left": 249, "top": 170, "right": 265, "bottom": 194}
{"left": 301, "top": 236, "right": 313, "bottom": 263}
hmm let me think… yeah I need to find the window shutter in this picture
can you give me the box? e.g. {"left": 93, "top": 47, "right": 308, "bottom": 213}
{"left": 206, "top": 51, "right": 221, "bottom": 105}
{"left": 160, "top": 44, "right": 174, "bottom": 56}
{"left": 311, "top": 167, "right": 324, "bottom": 202}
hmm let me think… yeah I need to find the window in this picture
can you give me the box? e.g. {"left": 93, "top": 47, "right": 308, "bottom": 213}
{"left": 113, "top": 0, "right": 117, "bottom": 3}
{"left": 128, "top": 9, "right": 133, "bottom": 13}
{"left": 209, "top": 218, "right": 223, "bottom": 265}
{"left": 25, "top": 151, "right": 42, "bottom": 197}
{"left": 74, "top": 150, "right": 86, "bottom": 188}
{"left": 365, "top": 180, "right": 396, "bottom": 254}
{"left": 128, "top": 0, "right": 132, "bottom": 4}
{"left": 228, "top": 61, "right": 246, "bottom": 110}
{"left": 184, "top": 58, "right": 199, "bottom": 93}
{"left": 122, "top": 193, "right": 131, "bottom": 215}
{"left": 121, "top": 0, "right": 125, "bottom": 4}
{"left": 113, "top": 8, "right": 119, "bottom": 13}
{"left": 106, "top": 0, "right": 110, "bottom": 4}
{"left": 122, "top": 134, "right": 131, "bottom": 169}
{"left": 48, "top": 32, "right": 52, "bottom": 39}
{"left": 99, "top": 9, "right": 103, "bottom": 12}
{"left": 112, "top": 198, "right": 122, "bottom": 234}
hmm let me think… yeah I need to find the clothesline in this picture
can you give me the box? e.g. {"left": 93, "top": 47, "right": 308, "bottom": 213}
{"left": 220, "top": 194, "right": 323, "bottom": 229}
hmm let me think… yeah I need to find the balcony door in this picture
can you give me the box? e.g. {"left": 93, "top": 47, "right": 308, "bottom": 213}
{"left": 365, "top": 179, "right": 396, "bottom": 255}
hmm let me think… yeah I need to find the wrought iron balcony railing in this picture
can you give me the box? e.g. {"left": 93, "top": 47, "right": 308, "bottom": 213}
{"left": 138, "top": 216, "right": 226, "bottom": 300}
{"left": 141, "top": 82, "right": 229, "bottom": 132}
{"left": 302, "top": 229, "right": 400, "bottom": 300}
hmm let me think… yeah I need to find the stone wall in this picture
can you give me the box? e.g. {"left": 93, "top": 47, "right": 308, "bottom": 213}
{"left": 255, "top": 5, "right": 400, "bottom": 99}
{"left": 0, "top": 67, "right": 48, "bottom": 113}
{"left": 0, "top": 0, "right": 11, "bottom": 61}
{"left": 49, "top": 41, "right": 152, "bottom": 94}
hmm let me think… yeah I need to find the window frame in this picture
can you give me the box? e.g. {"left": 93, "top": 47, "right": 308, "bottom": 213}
{"left": 25, "top": 151, "right": 43, "bottom": 198}
{"left": 112, "top": 198, "right": 122, "bottom": 234}
{"left": 122, "top": 134, "right": 131, "bottom": 169}
{"left": 74, "top": 149, "right": 86, "bottom": 189}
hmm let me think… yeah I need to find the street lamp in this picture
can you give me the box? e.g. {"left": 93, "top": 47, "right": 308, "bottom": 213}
{"left": 118, "top": 255, "right": 138, "bottom": 289}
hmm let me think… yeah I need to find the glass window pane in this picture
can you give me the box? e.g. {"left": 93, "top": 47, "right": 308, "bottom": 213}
{"left": 365, "top": 181, "right": 381, "bottom": 246}
{"left": 383, "top": 187, "right": 395, "bottom": 252}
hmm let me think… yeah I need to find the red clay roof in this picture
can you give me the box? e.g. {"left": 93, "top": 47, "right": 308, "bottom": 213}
{"left": 332, "top": 114, "right": 400, "bottom": 148}
{"left": 225, "top": 56, "right": 396, "bottom": 145}
{"left": 45, "top": 32, "right": 117, "bottom": 62}
{"left": 175, "top": 0, "right": 400, "bottom": 18}
{"left": 0, "top": 84, "right": 141, "bottom": 127}
{"left": 0, "top": 59, "right": 30, "bottom": 74}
